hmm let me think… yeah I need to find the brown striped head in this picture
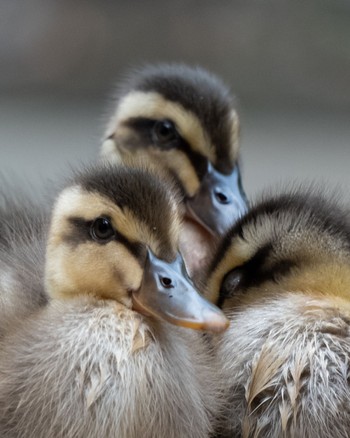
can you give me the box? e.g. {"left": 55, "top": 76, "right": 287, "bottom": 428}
{"left": 206, "top": 190, "right": 350, "bottom": 305}
{"left": 101, "top": 64, "right": 248, "bottom": 275}
{"left": 45, "top": 164, "right": 228, "bottom": 333}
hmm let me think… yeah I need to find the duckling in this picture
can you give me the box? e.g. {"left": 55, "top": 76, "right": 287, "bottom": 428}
{"left": 101, "top": 64, "right": 248, "bottom": 276}
{"left": 205, "top": 190, "right": 350, "bottom": 438}
{"left": 0, "top": 189, "right": 50, "bottom": 337}
{"left": 0, "top": 163, "right": 228, "bottom": 438}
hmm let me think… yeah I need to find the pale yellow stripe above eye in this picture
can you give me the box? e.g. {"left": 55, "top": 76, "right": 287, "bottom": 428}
{"left": 50, "top": 185, "right": 178, "bottom": 259}
{"left": 207, "top": 237, "right": 253, "bottom": 303}
{"left": 229, "top": 109, "right": 240, "bottom": 162}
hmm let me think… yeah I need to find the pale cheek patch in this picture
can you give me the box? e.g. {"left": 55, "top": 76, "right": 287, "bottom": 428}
{"left": 46, "top": 241, "right": 143, "bottom": 306}
{"left": 150, "top": 148, "right": 200, "bottom": 198}
{"left": 100, "top": 139, "right": 123, "bottom": 165}
{"left": 278, "top": 262, "right": 350, "bottom": 303}
{"left": 45, "top": 244, "right": 75, "bottom": 298}
{"left": 104, "top": 142, "right": 201, "bottom": 199}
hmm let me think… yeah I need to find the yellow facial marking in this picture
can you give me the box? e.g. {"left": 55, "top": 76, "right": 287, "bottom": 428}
{"left": 45, "top": 185, "right": 178, "bottom": 303}
{"left": 207, "top": 237, "right": 254, "bottom": 303}
{"left": 229, "top": 109, "right": 240, "bottom": 162}
{"left": 105, "top": 91, "right": 216, "bottom": 163}
{"left": 208, "top": 217, "right": 350, "bottom": 306}
{"left": 278, "top": 261, "right": 350, "bottom": 305}
{"left": 226, "top": 261, "right": 350, "bottom": 319}
{"left": 46, "top": 238, "right": 142, "bottom": 306}
{"left": 102, "top": 136, "right": 201, "bottom": 199}
{"left": 49, "top": 186, "right": 166, "bottom": 253}
{"left": 153, "top": 148, "right": 200, "bottom": 197}
{"left": 101, "top": 139, "right": 124, "bottom": 166}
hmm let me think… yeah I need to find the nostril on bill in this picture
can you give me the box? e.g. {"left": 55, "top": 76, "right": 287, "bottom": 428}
{"left": 214, "top": 190, "right": 230, "bottom": 204}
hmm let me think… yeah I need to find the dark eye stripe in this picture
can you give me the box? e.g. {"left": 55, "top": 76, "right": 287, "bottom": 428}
{"left": 217, "top": 245, "right": 297, "bottom": 307}
{"left": 123, "top": 118, "right": 154, "bottom": 144}
{"left": 123, "top": 117, "right": 209, "bottom": 180}
{"left": 134, "top": 67, "right": 237, "bottom": 168}
{"left": 115, "top": 231, "right": 146, "bottom": 263}
{"left": 65, "top": 217, "right": 146, "bottom": 264}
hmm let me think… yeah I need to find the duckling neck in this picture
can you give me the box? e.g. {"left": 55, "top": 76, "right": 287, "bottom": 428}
{"left": 179, "top": 217, "right": 218, "bottom": 280}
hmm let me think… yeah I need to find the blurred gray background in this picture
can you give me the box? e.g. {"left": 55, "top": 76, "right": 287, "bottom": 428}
{"left": 0, "top": 0, "right": 349, "bottom": 201}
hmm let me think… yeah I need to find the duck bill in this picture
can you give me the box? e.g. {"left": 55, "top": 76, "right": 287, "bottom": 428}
{"left": 186, "top": 163, "right": 248, "bottom": 236}
{"left": 132, "top": 249, "right": 229, "bottom": 333}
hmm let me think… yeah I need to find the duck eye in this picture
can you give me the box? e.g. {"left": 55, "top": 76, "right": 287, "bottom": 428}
{"left": 91, "top": 217, "right": 115, "bottom": 242}
{"left": 153, "top": 120, "right": 178, "bottom": 145}
{"left": 220, "top": 268, "right": 243, "bottom": 299}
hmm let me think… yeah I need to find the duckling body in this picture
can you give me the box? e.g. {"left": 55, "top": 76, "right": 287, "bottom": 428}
{"left": 0, "top": 193, "right": 48, "bottom": 337}
{"left": 205, "top": 191, "right": 350, "bottom": 437}
{"left": 102, "top": 64, "right": 247, "bottom": 276}
{"left": 0, "top": 296, "right": 221, "bottom": 438}
{"left": 0, "top": 164, "right": 227, "bottom": 438}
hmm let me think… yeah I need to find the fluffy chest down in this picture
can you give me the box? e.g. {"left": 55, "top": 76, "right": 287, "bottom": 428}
{"left": 0, "top": 296, "right": 220, "bottom": 438}
{"left": 217, "top": 292, "right": 350, "bottom": 438}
